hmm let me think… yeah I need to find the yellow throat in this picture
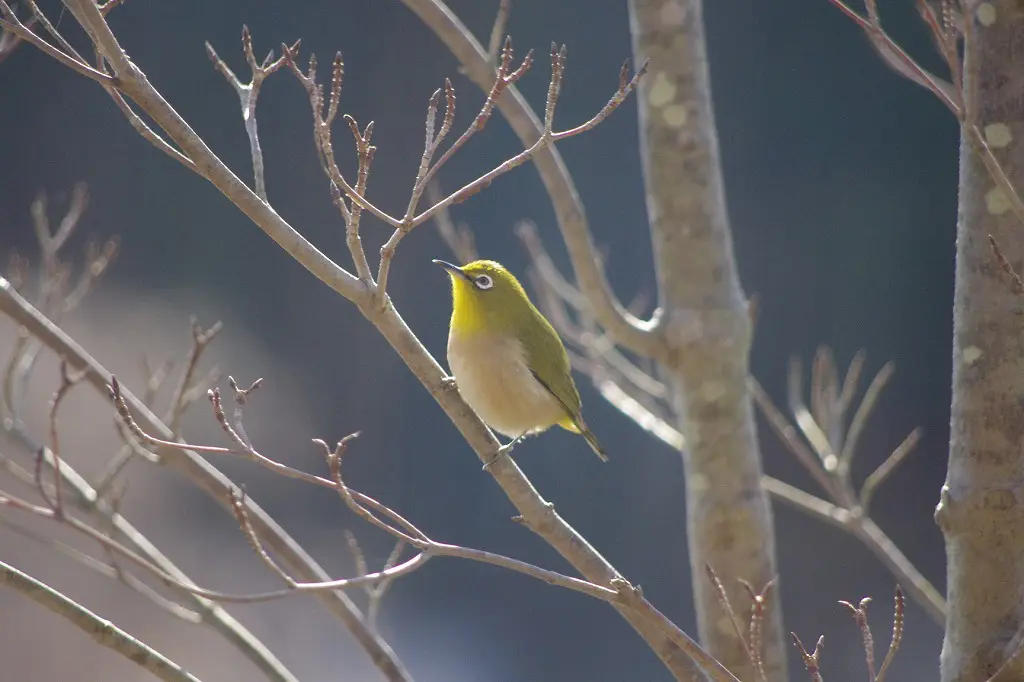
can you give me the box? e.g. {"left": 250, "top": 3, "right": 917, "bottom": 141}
{"left": 434, "top": 258, "right": 608, "bottom": 462}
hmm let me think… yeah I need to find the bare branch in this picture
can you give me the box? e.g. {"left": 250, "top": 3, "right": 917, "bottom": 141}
{"left": 826, "top": 0, "right": 1024, "bottom": 241}
{"left": 0, "top": 558, "right": 203, "bottom": 682}
{"left": 788, "top": 357, "right": 839, "bottom": 473}
{"left": 859, "top": 428, "right": 922, "bottom": 512}
{"left": 45, "top": 360, "right": 86, "bottom": 517}
{"left": 840, "top": 361, "right": 894, "bottom": 471}
{"left": 751, "top": 355, "right": 944, "bottom": 623}
{"left": 428, "top": 180, "right": 478, "bottom": 264}
{"left": 839, "top": 596, "right": 876, "bottom": 680}
{"left": 412, "top": 53, "right": 646, "bottom": 227}
{"left": 0, "top": 11, "right": 35, "bottom": 65}
{"left": 485, "top": 0, "right": 511, "bottom": 65}
{"left": 167, "top": 319, "right": 222, "bottom": 435}
{"left": 875, "top": 587, "right": 904, "bottom": 682}
{"left": 0, "top": 5, "right": 114, "bottom": 84}
{"left": 791, "top": 633, "right": 825, "bottom": 682}
{"left": 761, "top": 477, "right": 852, "bottom": 528}
{"left": 98, "top": 0, "right": 132, "bottom": 16}
{"left": 0, "top": 275, "right": 408, "bottom": 681}
{"left": 705, "top": 565, "right": 757, "bottom": 675}
{"left": 113, "top": 381, "right": 626, "bottom": 606}
{"left": 740, "top": 577, "right": 776, "bottom": 682}
{"left": 749, "top": 375, "right": 837, "bottom": 497}
{"left": 206, "top": 28, "right": 296, "bottom": 202}
{"left": 825, "top": 0, "right": 959, "bottom": 114}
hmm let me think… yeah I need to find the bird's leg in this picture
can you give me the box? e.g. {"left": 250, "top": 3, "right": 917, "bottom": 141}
{"left": 499, "top": 433, "right": 528, "bottom": 456}
{"left": 482, "top": 433, "right": 527, "bottom": 470}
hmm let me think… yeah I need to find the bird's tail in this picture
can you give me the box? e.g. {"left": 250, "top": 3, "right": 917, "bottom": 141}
{"left": 559, "top": 416, "right": 609, "bottom": 462}
{"left": 581, "top": 427, "right": 609, "bottom": 462}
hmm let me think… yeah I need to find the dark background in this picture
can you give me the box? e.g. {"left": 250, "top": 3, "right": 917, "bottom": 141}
{"left": 0, "top": 0, "right": 957, "bottom": 680}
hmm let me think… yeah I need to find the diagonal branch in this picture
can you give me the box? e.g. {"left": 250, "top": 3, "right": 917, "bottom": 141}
{"left": 0, "top": 558, "right": 203, "bottom": 682}
{"left": 0, "top": 274, "right": 412, "bottom": 682}
{"left": 0, "top": 5, "right": 113, "bottom": 83}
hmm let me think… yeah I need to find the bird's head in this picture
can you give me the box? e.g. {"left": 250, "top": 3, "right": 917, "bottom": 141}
{"left": 433, "top": 259, "right": 533, "bottom": 335}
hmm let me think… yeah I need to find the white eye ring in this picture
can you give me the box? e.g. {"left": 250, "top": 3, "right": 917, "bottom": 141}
{"left": 474, "top": 274, "right": 494, "bottom": 290}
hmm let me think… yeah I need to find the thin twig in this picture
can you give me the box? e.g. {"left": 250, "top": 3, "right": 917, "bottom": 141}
{"left": 167, "top": 318, "right": 223, "bottom": 435}
{"left": 750, "top": 355, "right": 943, "bottom": 623}
{"left": 705, "top": 565, "right": 756, "bottom": 670}
{"left": 739, "top": 578, "right": 776, "bottom": 682}
{"left": 875, "top": 587, "right": 904, "bottom": 682}
{"left": 859, "top": 428, "right": 922, "bottom": 511}
{"left": 0, "top": 5, "right": 114, "bottom": 83}
{"left": 112, "top": 381, "right": 626, "bottom": 605}
{"left": 826, "top": 0, "right": 1024, "bottom": 253}
{"left": 485, "top": 0, "right": 511, "bottom": 65}
{"left": 791, "top": 633, "right": 825, "bottom": 682}
{"left": 0, "top": 12, "right": 35, "bottom": 65}
{"left": 206, "top": 28, "right": 296, "bottom": 202}
{"left": 750, "top": 376, "right": 837, "bottom": 497}
{"left": 840, "top": 362, "right": 894, "bottom": 471}
{"left": 45, "top": 360, "right": 85, "bottom": 518}
{"left": 427, "top": 180, "right": 478, "bottom": 264}
{"left": 839, "top": 596, "right": 876, "bottom": 680}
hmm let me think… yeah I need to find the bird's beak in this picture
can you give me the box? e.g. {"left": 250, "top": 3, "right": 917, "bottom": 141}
{"left": 432, "top": 259, "right": 472, "bottom": 282}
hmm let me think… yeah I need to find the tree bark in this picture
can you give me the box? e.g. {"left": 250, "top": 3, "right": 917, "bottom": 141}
{"left": 628, "top": 1, "right": 786, "bottom": 680}
{"left": 938, "top": 3, "right": 1024, "bottom": 681}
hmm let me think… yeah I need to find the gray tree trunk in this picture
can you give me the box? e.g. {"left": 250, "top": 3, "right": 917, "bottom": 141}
{"left": 938, "top": 2, "right": 1024, "bottom": 680}
{"left": 628, "top": 1, "right": 786, "bottom": 680}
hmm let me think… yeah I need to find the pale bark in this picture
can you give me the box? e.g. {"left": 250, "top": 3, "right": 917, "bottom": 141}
{"left": 0, "top": 559, "right": 203, "bottom": 682}
{"left": 937, "top": 2, "right": 1024, "bottom": 680}
{"left": 628, "top": 1, "right": 786, "bottom": 680}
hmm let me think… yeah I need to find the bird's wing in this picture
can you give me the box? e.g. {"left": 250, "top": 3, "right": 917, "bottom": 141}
{"left": 529, "top": 369, "right": 582, "bottom": 431}
{"left": 522, "top": 307, "right": 583, "bottom": 423}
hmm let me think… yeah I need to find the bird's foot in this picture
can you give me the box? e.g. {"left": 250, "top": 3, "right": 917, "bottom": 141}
{"left": 440, "top": 376, "right": 458, "bottom": 392}
{"left": 482, "top": 434, "right": 526, "bottom": 470}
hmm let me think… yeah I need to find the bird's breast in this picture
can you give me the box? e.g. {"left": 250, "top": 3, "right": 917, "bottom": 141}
{"left": 447, "top": 330, "right": 565, "bottom": 438}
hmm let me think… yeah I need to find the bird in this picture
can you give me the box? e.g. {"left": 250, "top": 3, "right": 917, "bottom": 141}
{"left": 433, "top": 258, "right": 608, "bottom": 463}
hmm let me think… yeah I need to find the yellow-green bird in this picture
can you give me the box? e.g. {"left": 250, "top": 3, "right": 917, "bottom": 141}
{"left": 434, "top": 258, "right": 608, "bottom": 462}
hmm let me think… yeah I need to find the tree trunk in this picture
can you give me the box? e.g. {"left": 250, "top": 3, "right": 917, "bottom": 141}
{"left": 628, "top": 1, "right": 786, "bottom": 680}
{"left": 938, "top": 3, "right": 1024, "bottom": 681}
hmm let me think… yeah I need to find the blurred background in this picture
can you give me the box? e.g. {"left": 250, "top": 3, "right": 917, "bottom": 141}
{"left": 0, "top": 0, "right": 957, "bottom": 680}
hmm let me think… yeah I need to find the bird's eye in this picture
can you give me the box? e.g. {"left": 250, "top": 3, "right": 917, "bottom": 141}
{"left": 474, "top": 274, "right": 494, "bottom": 290}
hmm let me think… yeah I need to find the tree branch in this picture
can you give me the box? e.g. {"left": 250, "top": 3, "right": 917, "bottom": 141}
{"left": 0, "top": 558, "right": 203, "bottom": 682}
{"left": 0, "top": 275, "right": 413, "bottom": 682}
